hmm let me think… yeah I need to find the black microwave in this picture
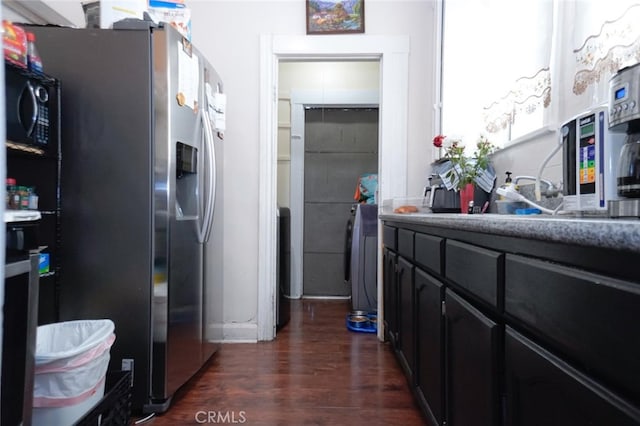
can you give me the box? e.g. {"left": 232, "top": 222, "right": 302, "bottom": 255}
{"left": 5, "top": 63, "right": 57, "bottom": 150}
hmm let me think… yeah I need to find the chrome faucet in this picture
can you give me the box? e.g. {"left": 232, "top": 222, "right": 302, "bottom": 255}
{"left": 514, "top": 175, "right": 561, "bottom": 197}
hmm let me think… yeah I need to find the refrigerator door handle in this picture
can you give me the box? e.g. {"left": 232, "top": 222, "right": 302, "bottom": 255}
{"left": 201, "top": 109, "right": 216, "bottom": 244}
{"left": 195, "top": 109, "right": 205, "bottom": 243}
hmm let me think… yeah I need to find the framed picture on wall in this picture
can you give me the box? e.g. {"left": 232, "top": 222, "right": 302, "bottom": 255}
{"left": 306, "top": 0, "right": 365, "bottom": 35}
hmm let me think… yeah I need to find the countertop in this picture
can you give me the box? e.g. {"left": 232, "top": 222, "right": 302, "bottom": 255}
{"left": 379, "top": 212, "right": 640, "bottom": 252}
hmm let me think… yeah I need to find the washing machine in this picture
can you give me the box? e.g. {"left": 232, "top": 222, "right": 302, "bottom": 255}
{"left": 348, "top": 203, "right": 378, "bottom": 312}
{"left": 343, "top": 204, "right": 357, "bottom": 285}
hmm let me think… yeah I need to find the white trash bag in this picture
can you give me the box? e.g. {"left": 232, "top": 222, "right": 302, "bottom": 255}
{"left": 32, "top": 319, "right": 116, "bottom": 426}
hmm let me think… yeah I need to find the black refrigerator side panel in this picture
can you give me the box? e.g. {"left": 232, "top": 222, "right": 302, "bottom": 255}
{"left": 29, "top": 27, "right": 154, "bottom": 412}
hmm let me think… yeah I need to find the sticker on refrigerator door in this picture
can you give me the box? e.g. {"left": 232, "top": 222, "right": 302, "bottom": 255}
{"left": 176, "top": 92, "right": 186, "bottom": 106}
{"left": 177, "top": 41, "right": 199, "bottom": 111}
{"left": 206, "top": 83, "right": 226, "bottom": 132}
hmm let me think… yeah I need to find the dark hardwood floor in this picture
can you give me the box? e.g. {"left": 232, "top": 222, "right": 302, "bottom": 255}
{"left": 138, "top": 299, "right": 426, "bottom": 425}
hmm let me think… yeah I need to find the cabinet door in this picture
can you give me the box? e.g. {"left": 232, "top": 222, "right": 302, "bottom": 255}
{"left": 415, "top": 267, "right": 444, "bottom": 426}
{"left": 505, "top": 327, "right": 640, "bottom": 426}
{"left": 397, "top": 256, "right": 415, "bottom": 382}
{"left": 383, "top": 248, "right": 398, "bottom": 346}
{"left": 505, "top": 254, "right": 640, "bottom": 405}
{"left": 446, "top": 289, "right": 499, "bottom": 426}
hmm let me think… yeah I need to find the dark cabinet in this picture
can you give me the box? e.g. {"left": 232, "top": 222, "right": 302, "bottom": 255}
{"left": 383, "top": 247, "right": 398, "bottom": 346}
{"left": 414, "top": 267, "right": 444, "bottom": 426}
{"left": 445, "top": 240, "right": 503, "bottom": 310}
{"left": 414, "top": 233, "right": 443, "bottom": 275}
{"left": 505, "top": 327, "right": 640, "bottom": 426}
{"left": 445, "top": 289, "right": 499, "bottom": 426}
{"left": 383, "top": 225, "right": 397, "bottom": 251}
{"left": 505, "top": 254, "right": 640, "bottom": 406}
{"left": 381, "top": 218, "right": 640, "bottom": 425}
{"left": 398, "top": 228, "right": 414, "bottom": 259}
{"left": 397, "top": 255, "right": 415, "bottom": 382}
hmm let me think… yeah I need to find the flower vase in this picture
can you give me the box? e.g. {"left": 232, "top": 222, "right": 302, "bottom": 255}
{"left": 459, "top": 183, "right": 474, "bottom": 214}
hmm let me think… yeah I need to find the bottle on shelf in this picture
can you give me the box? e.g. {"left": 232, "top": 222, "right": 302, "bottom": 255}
{"left": 6, "top": 178, "right": 18, "bottom": 209}
{"left": 18, "top": 186, "right": 31, "bottom": 210}
{"left": 26, "top": 31, "right": 43, "bottom": 74}
{"left": 28, "top": 187, "right": 38, "bottom": 210}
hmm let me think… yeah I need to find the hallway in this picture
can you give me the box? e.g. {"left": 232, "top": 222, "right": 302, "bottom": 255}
{"left": 143, "top": 299, "right": 425, "bottom": 425}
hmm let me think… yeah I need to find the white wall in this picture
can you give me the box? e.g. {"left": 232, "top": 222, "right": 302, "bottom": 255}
{"left": 491, "top": 131, "right": 562, "bottom": 187}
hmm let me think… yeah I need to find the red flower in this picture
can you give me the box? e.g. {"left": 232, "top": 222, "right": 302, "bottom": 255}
{"left": 433, "top": 134, "right": 446, "bottom": 148}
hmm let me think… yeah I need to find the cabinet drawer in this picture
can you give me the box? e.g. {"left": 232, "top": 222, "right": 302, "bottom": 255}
{"left": 445, "top": 240, "right": 503, "bottom": 309}
{"left": 383, "top": 225, "right": 397, "bottom": 251}
{"left": 505, "top": 254, "right": 640, "bottom": 406}
{"left": 414, "top": 233, "right": 443, "bottom": 275}
{"left": 505, "top": 327, "right": 640, "bottom": 425}
{"left": 398, "top": 229, "right": 414, "bottom": 260}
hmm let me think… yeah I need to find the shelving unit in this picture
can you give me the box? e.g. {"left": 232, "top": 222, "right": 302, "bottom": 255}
{"left": 5, "top": 61, "right": 61, "bottom": 325}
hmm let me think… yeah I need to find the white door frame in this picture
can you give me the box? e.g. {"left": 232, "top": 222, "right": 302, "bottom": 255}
{"left": 259, "top": 35, "right": 409, "bottom": 341}
{"left": 290, "top": 89, "right": 380, "bottom": 300}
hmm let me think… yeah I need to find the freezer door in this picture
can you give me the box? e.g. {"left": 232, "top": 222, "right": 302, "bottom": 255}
{"left": 151, "top": 26, "right": 207, "bottom": 405}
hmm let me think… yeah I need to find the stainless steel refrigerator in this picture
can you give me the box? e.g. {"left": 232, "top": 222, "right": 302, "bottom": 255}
{"left": 29, "top": 23, "right": 224, "bottom": 413}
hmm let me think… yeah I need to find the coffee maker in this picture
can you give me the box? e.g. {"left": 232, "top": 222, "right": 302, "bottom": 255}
{"left": 608, "top": 63, "right": 640, "bottom": 217}
{"left": 423, "top": 173, "right": 461, "bottom": 213}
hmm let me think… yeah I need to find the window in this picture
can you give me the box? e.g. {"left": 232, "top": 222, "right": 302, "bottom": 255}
{"left": 440, "top": 0, "right": 640, "bottom": 150}
{"left": 442, "top": 0, "right": 553, "bottom": 149}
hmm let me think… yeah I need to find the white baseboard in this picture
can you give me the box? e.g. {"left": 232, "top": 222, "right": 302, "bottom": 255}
{"left": 302, "top": 295, "right": 351, "bottom": 300}
{"left": 214, "top": 322, "right": 258, "bottom": 343}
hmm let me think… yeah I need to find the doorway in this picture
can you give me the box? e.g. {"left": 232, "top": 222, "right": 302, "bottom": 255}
{"left": 303, "top": 107, "right": 379, "bottom": 297}
{"left": 279, "top": 61, "right": 381, "bottom": 300}
{"left": 258, "top": 34, "right": 410, "bottom": 341}
{"left": 288, "top": 87, "right": 380, "bottom": 300}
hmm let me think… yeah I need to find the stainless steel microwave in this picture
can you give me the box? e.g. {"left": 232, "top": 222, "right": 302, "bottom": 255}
{"left": 5, "top": 64, "right": 56, "bottom": 149}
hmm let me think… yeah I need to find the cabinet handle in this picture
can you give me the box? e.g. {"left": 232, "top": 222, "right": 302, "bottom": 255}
{"left": 441, "top": 300, "right": 446, "bottom": 316}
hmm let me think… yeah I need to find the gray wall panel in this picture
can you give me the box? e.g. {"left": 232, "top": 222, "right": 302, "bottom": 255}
{"left": 304, "top": 202, "right": 353, "bottom": 252}
{"left": 305, "top": 108, "right": 379, "bottom": 152}
{"left": 303, "top": 108, "right": 378, "bottom": 297}
{"left": 304, "top": 153, "right": 378, "bottom": 202}
{"left": 304, "top": 253, "right": 349, "bottom": 296}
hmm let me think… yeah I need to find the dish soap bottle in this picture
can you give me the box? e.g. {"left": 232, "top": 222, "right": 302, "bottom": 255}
{"left": 498, "top": 171, "right": 515, "bottom": 200}
{"left": 26, "top": 31, "right": 43, "bottom": 74}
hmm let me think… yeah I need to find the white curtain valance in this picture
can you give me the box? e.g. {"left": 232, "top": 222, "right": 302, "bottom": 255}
{"left": 483, "top": 68, "right": 551, "bottom": 134}
{"left": 573, "top": 3, "right": 640, "bottom": 95}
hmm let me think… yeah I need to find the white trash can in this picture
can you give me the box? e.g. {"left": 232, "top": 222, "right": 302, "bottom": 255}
{"left": 32, "top": 319, "right": 116, "bottom": 426}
